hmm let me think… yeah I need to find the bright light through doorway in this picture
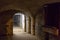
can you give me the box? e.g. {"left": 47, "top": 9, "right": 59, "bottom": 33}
{"left": 13, "top": 13, "right": 25, "bottom": 34}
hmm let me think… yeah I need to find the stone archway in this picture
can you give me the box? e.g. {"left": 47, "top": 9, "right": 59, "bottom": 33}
{"left": 0, "top": 9, "right": 33, "bottom": 36}
{"left": 0, "top": 9, "right": 36, "bottom": 40}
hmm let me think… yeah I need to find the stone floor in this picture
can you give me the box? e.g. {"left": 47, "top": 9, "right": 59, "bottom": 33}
{"left": 13, "top": 32, "right": 38, "bottom": 40}
{"left": 0, "top": 27, "right": 40, "bottom": 40}
{"left": 12, "top": 27, "right": 38, "bottom": 40}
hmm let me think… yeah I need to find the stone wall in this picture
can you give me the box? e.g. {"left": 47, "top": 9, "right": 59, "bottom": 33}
{"left": 35, "top": 13, "right": 45, "bottom": 40}
{"left": 35, "top": 11, "right": 59, "bottom": 40}
{"left": 6, "top": 19, "right": 13, "bottom": 36}
{"left": 0, "top": 10, "right": 14, "bottom": 36}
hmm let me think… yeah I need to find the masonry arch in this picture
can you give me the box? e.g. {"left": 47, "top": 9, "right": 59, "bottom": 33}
{"left": 0, "top": 9, "right": 36, "bottom": 37}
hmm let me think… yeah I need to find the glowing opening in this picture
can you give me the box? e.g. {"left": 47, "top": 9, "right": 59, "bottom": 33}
{"left": 13, "top": 13, "right": 25, "bottom": 34}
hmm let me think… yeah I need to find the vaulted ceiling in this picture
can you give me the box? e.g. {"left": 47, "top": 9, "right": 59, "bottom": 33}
{"left": 0, "top": 0, "right": 60, "bottom": 16}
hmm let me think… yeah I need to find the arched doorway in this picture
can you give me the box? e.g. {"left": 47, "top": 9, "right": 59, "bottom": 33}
{"left": 0, "top": 9, "right": 36, "bottom": 40}
{"left": 4, "top": 10, "right": 32, "bottom": 40}
{"left": 3, "top": 9, "right": 31, "bottom": 34}
{"left": 13, "top": 13, "right": 25, "bottom": 34}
